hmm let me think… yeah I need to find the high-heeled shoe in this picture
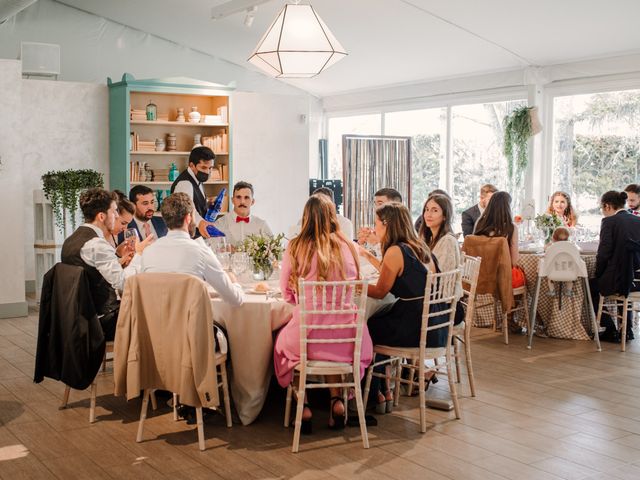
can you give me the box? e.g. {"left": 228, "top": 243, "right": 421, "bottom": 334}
{"left": 328, "top": 396, "right": 345, "bottom": 430}
{"left": 301, "top": 403, "right": 312, "bottom": 435}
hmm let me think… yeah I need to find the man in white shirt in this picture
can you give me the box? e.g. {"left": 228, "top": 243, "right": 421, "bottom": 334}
{"left": 61, "top": 188, "right": 153, "bottom": 340}
{"left": 214, "top": 181, "right": 272, "bottom": 247}
{"left": 356, "top": 187, "right": 403, "bottom": 246}
{"left": 626, "top": 183, "right": 640, "bottom": 216}
{"left": 289, "top": 187, "right": 354, "bottom": 240}
{"left": 171, "top": 146, "right": 217, "bottom": 238}
{"left": 138, "top": 192, "right": 243, "bottom": 307}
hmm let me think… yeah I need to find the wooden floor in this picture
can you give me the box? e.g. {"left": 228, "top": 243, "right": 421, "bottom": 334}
{"left": 1, "top": 303, "right": 640, "bottom": 479}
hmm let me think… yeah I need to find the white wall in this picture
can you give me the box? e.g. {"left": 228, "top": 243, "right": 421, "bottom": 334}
{"left": 0, "top": 60, "right": 27, "bottom": 317}
{"left": 232, "top": 93, "right": 310, "bottom": 236}
{"left": 0, "top": 0, "right": 309, "bottom": 97}
{"left": 22, "top": 79, "right": 109, "bottom": 282}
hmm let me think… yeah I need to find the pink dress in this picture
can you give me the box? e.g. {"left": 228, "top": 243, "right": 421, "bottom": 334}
{"left": 273, "top": 240, "right": 373, "bottom": 388}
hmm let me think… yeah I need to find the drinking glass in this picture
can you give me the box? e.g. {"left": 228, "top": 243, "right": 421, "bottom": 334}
{"left": 218, "top": 252, "right": 231, "bottom": 271}
{"left": 209, "top": 236, "right": 227, "bottom": 255}
{"left": 231, "top": 252, "right": 249, "bottom": 277}
{"left": 124, "top": 228, "right": 138, "bottom": 247}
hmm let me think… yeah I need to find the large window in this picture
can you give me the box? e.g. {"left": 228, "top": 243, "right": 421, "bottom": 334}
{"left": 385, "top": 108, "right": 446, "bottom": 219}
{"left": 327, "top": 114, "right": 381, "bottom": 180}
{"left": 451, "top": 100, "right": 526, "bottom": 218}
{"left": 552, "top": 89, "right": 640, "bottom": 228}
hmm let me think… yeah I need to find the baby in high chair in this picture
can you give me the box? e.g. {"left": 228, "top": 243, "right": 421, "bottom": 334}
{"left": 547, "top": 227, "right": 575, "bottom": 297}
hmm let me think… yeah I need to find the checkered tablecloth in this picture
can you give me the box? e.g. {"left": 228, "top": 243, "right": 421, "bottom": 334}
{"left": 472, "top": 253, "right": 597, "bottom": 340}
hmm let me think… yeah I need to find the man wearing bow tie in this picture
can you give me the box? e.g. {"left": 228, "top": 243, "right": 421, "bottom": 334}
{"left": 213, "top": 181, "right": 272, "bottom": 246}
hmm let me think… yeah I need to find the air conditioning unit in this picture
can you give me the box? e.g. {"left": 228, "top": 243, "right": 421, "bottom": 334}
{"left": 20, "top": 42, "right": 60, "bottom": 77}
{"left": 0, "top": 0, "right": 37, "bottom": 25}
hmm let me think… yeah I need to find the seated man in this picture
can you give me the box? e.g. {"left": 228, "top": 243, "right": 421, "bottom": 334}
{"left": 119, "top": 185, "right": 168, "bottom": 242}
{"left": 461, "top": 184, "right": 497, "bottom": 237}
{"left": 138, "top": 192, "right": 243, "bottom": 307}
{"left": 357, "top": 187, "right": 402, "bottom": 246}
{"left": 61, "top": 188, "right": 152, "bottom": 340}
{"left": 214, "top": 181, "right": 272, "bottom": 247}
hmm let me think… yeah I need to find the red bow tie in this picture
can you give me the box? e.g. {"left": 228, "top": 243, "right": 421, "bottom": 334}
{"left": 236, "top": 216, "right": 250, "bottom": 223}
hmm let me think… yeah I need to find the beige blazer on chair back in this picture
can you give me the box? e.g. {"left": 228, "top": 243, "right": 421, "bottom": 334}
{"left": 114, "top": 273, "right": 219, "bottom": 408}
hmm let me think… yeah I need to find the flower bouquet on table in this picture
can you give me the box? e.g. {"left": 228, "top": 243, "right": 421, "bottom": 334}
{"left": 534, "top": 213, "right": 562, "bottom": 244}
{"left": 241, "top": 232, "right": 285, "bottom": 281}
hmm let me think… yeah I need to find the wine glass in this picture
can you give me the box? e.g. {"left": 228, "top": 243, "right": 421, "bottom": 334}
{"left": 124, "top": 228, "right": 138, "bottom": 248}
{"left": 231, "top": 252, "right": 248, "bottom": 277}
{"left": 217, "top": 252, "right": 231, "bottom": 271}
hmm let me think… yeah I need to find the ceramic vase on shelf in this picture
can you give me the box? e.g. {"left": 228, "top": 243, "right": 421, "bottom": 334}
{"left": 155, "top": 138, "right": 166, "bottom": 152}
{"left": 176, "top": 107, "right": 185, "bottom": 123}
{"left": 188, "top": 106, "right": 201, "bottom": 123}
{"left": 193, "top": 134, "right": 202, "bottom": 149}
{"left": 252, "top": 259, "right": 274, "bottom": 281}
{"left": 166, "top": 133, "right": 177, "bottom": 151}
{"left": 146, "top": 100, "right": 157, "bottom": 121}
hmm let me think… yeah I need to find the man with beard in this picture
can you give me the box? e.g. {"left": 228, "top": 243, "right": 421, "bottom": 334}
{"left": 137, "top": 193, "right": 243, "bottom": 306}
{"left": 213, "top": 180, "right": 272, "bottom": 246}
{"left": 120, "top": 185, "right": 168, "bottom": 242}
{"left": 625, "top": 184, "right": 640, "bottom": 216}
{"left": 61, "top": 188, "right": 152, "bottom": 340}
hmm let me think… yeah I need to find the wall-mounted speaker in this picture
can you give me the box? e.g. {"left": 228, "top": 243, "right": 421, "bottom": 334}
{"left": 20, "top": 42, "right": 60, "bottom": 77}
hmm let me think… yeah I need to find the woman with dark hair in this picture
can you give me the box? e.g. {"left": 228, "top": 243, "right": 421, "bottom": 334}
{"left": 359, "top": 202, "right": 448, "bottom": 411}
{"left": 419, "top": 194, "right": 460, "bottom": 273}
{"left": 591, "top": 190, "right": 640, "bottom": 341}
{"left": 108, "top": 190, "right": 136, "bottom": 266}
{"left": 474, "top": 191, "right": 520, "bottom": 270}
{"left": 274, "top": 194, "right": 373, "bottom": 431}
{"left": 546, "top": 191, "right": 578, "bottom": 227}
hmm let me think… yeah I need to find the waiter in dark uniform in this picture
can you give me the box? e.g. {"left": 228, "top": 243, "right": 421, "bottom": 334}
{"left": 171, "top": 146, "right": 216, "bottom": 238}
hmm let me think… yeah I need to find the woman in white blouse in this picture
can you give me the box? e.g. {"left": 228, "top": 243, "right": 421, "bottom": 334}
{"left": 419, "top": 193, "right": 461, "bottom": 274}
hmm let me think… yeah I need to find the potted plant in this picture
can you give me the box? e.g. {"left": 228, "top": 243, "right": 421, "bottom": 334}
{"left": 42, "top": 169, "right": 104, "bottom": 234}
{"left": 242, "top": 232, "right": 285, "bottom": 281}
{"left": 503, "top": 106, "right": 542, "bottom": 187}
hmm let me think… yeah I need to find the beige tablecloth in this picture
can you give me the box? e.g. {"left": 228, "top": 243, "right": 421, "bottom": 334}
{"left": 212, "top": 293, "right": 293, "bottom": 425}
{"left": 473, "top": 252, "right": 597, "bottom": 340}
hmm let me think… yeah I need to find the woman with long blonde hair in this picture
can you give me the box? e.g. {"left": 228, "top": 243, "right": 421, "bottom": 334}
{"left": 274, "top": 194, "right": 373, "bottom": 432}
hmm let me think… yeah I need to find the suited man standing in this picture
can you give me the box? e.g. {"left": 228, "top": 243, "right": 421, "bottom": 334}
{"left": 461, "top": 184, "right": 497, "bottom": 237}
{"left": 591, "top": 190, "right": 640, "bottom": 341}
{"left": 120, "top": 185, "right": 168, "bottom": 243}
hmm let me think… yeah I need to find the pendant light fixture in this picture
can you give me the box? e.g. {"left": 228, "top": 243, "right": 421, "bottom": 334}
{"left": 248, "top": 2, "right": 347, "bottom": 78}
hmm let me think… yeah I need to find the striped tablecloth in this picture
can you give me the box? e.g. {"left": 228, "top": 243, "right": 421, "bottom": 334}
{"left": 473, "top": 253, "right": 597, "bottom": 340}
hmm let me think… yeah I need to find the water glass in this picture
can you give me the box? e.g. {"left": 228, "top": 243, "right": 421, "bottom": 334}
{"left": 231, "top": 252, "right": 249, "bottom": 277}
{"left": 217, "top": 252, "right": 231, "bottom": 271}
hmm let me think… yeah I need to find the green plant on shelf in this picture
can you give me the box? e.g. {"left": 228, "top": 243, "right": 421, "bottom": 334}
{"left": 42, "top": 169, "right": 104, "bottom": 234}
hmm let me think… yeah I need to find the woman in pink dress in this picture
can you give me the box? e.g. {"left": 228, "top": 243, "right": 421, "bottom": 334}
{"left": 274, "top": 194, "right": 373, "bottom": 432}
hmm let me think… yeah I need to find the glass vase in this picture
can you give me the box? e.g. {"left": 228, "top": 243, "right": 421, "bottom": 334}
{"left": 252, "top": 259, "right": 274, "bottom": 281}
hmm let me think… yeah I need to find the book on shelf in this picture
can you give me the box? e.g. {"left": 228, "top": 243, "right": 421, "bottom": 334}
{"left": 217, "top": 106, "right": 228, "bottom": 124}
{"left": 202, "top": 130, "right": 228, "bottom": 154}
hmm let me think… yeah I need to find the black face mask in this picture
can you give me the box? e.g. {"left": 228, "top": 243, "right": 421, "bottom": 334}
{"left": 195, "top": 170, "right": 209, "bottom": 183}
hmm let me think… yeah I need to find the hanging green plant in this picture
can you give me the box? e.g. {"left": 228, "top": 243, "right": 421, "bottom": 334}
{"left": 42, "top": 169, "right": 104, "bottom": 233}
{"left": 503, "top": 106, "right": 539, "bottom": 187}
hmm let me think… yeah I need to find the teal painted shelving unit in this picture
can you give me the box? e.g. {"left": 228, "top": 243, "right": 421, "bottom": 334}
{"left": 107, "top": 73, "right": 235, "bottom": 210}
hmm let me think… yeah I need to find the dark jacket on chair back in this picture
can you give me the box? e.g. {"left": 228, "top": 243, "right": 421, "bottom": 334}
{"left": 596, "top": 211, "right": 640, "bottom": 296}
{"left": 61, "top": 226, "right": 119, "bottom": 316}
{"left": 34, "top": 263, "right": 106, "bottom": 390}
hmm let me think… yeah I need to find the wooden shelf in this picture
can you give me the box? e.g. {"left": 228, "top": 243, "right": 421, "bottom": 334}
{"left": 130, "top": 180, "right": 228, "bottom": 185}
{"left": 131, "top": 120, "right": 229, "bottom": 127}
{"left": 131, "top": 151, "right": 229, "bottom": 155}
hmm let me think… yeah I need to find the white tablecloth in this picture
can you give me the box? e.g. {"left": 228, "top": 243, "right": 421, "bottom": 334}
{"left": 211, "top": 289, "right": 293, "bottom": 425}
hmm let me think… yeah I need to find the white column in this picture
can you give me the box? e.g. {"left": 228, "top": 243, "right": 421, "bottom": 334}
{"left": 525, "top": 68, "right": 549, "bottom": 214}
{"left": 0, "top": 60, "right": 27, "bottom": 318}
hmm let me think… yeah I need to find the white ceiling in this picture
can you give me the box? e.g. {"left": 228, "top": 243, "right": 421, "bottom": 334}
{"left": 56, "top": 0, "right": 640, "bottom": 97}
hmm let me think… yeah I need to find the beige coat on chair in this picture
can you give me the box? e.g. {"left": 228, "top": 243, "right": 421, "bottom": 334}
{"left": 114, "top": 273, "right": 219, "bottom": 408}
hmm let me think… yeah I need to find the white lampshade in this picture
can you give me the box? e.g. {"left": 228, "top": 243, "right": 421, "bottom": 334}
{"left": 248, "top": 4, "right": 347, "bottom": 78}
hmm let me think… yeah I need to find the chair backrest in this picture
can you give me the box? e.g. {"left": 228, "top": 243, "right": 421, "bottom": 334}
{"left": 461, "top": 235, "right": 512, "bottom": 312}
{"left": 114, "top": 272, "right": 218, "bottom": 408}
{"left": 419, "top": 269, "right": 461, "bottom": 352}
{"left": 460, "top": 254, "right": 482, "bottom": 324}
{"left": 540, "top": 242, "right": 587, "bottom": 281}
{"left": 297, "top": 279, "right": 368, "bottom": 368}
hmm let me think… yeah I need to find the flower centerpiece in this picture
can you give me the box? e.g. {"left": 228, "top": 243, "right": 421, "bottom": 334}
{"left": 534, "top": 213, "right": 562, "bottom": 244}
{"left": 241, "top": 232, "right": 285, "bottom": 281}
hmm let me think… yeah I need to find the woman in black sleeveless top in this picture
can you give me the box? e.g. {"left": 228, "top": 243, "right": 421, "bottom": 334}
{"left": 359, "top": 203, "right": 449, "bottom": 411}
